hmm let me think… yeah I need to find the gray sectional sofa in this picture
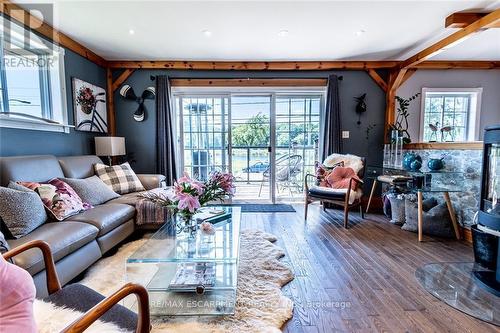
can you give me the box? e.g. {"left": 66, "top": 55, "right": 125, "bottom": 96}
{"left": 0, "top": 155, "right": 165, "bottom": 297}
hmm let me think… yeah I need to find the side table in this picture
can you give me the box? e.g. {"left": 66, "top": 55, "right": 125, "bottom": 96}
{"left": 365, "top": 166, "right": 463, "bottom": 242}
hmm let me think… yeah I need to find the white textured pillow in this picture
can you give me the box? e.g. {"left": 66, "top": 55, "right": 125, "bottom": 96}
{"left": 323, "top": 153, "right": 363, "bottom": 174}
{"left": 94, "top": 162, "right": 145, "bottom": 195}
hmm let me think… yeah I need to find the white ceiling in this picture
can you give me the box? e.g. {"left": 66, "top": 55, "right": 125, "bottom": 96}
{"left": 15, "top": 0, "right": 500, "bottom": 61}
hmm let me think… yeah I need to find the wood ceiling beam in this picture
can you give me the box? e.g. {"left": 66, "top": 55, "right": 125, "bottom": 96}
{"left": 413, "top": 60, "right": 500, "bottom": 69}
{"left": 106, "top": 60, "right": 500, "bottom": 70}
{"left": 111, "top": 69, "right": 136, "bottom": 92}
{"left": 106, "top": 60, "right": 399, "bottom": 70}
{"left": 445, "top": 12, "right": 500, "bottom": 28}
{"left": 400, "top": 9, "right": 500, "bottom": 70}
{"left": 170, "top": 78, "right": 327, "bottom": 87}
{"left": 0, "top": 1, "right": 107, "bottom": 67}
{"left": 400, "top": 69, "right": 417, "bottom": 87}
{"left": 365, "top": 69, "right": 388, "bottom": 92}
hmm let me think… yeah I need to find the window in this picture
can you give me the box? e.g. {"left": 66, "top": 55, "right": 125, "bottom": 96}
{"left": 420, "top": 88, "right": 482, "bottom": 142}
{"left": 0, "top": 16, "right": 68, "bottom": 132}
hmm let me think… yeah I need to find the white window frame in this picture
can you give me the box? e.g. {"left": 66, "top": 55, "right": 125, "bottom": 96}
{"left": 419, "top": 87, "right": 482, "bottom": 142}
{"left": 0, "top": 18, "right": 71, "bottom": 133}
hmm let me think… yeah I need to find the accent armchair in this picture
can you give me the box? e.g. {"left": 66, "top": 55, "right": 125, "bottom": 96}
{"left": 304, "top": 157, "right": 366, "bottom": 228}
{"left": 3, "top": 240, "right": 150, "bottom": 333}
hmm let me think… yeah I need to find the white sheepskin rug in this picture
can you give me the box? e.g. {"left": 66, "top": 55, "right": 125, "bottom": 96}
{"left": 76, "top": 229, "right": 294, "bottom": 333}
{"left": 323, "top": 153, "right": 364, "bottom": 174}
{"left": 34, "top": 299, "right": 126, "bottom": 333}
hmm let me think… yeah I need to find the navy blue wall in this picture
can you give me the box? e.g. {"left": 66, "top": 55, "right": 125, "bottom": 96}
{"left": 0, "top": 49, "right": 107, "bottom": 156}
{"left": 114, "top": 70, "right": 386, "bottom": 174}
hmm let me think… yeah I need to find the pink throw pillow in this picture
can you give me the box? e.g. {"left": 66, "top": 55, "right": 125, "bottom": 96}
{"left": 0, "top": 255, "right": 37, "bottom": 333}
{"left": 314, "top": 162, "right": 332, "bottom": 187}
{"left": 325, "top": 167, "right": 360, "bottom": 190}
{"left": 17, "top": 179, "right": 91, "bottom": 221}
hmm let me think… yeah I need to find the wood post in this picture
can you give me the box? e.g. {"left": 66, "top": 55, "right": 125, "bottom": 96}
{"left": 106, "top": 68, "right": 115, "bottom": 136}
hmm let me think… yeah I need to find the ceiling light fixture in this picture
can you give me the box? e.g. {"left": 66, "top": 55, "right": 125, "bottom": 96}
{"left": 354, "top": 29, "right": 366, "bottom": 37}
{"left": 129, "top": 29, "right": 135, "bottom": 35}
{"left": 202, "top": 29, "right": 212, "bottom": 37}
{"left": 278, "top": 29, "right": 289, "bottom": 37}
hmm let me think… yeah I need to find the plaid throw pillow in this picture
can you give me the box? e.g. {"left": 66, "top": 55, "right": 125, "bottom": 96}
{"left": 94, "top": 162, "right": 145, "bottom": 195}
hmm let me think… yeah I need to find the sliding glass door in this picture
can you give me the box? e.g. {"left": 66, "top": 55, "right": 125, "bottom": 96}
{"left": 174, "top": 90, "right": 323, "bottom": 203}
{"left": 231, "top": 95, "right": 272, "bottom": 202}
{"left": 175, "top": 96, "right": 230, "bottom": 180}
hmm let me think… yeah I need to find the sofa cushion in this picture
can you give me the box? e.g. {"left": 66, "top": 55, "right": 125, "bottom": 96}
{"left": 58, "top": 155, "right": 103, "bottom": 179}
{"left": 308, "top": 185, "right": 362, "bottom": 205}
{"left": 94, "top": 162, "right": 145, "bottom": 195}
{"left": 0, "top": 230, "right": 10, "bottom": 255}
{"left": 69, "top": 204, "right": 135, "bottom": 236}
{"left": 61, "top": 176, "right": 119, "bottom": 206}
{"left": 7, "top": 222, "right": 99, "bottom": 275}
{"left": 0, "top": 155, "right": 64, "bottom": 187}
{"left": 0, "top": 182, "right": 48, "bottom": 238}
{"left": 106, "top": 191, "right": 148, "bottom": 206}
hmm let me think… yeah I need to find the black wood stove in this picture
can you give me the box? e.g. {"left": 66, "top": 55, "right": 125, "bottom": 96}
{"left": 473, "top": 125, "right": 500, "bottom": 296}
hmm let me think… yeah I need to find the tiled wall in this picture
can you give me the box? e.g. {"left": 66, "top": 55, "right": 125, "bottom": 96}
{"left": 403, "top": 149, "right": 483, "bottom": 228}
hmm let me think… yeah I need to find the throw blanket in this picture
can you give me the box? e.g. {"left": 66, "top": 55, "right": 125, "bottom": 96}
{"left": 135, "top": 188, "right": 172, "bottom": 226}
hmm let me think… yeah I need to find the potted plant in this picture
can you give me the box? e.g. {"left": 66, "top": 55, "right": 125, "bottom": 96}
{"left": 388, "top": 93, "right": 420, "bottom": 144}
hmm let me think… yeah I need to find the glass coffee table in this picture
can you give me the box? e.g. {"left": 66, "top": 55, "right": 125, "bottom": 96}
{"left": 125, "top": 206, "right": 241, "bottom": 316}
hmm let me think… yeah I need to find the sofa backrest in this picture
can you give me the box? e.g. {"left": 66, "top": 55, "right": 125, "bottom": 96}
{"left": 0, "top": 155, "right": 64, "bottom": 187}
{"left": 58, "top": 155, "right": 103, "bottom": 179}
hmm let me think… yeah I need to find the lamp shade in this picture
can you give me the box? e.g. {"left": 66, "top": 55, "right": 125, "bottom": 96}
{"left": 95, "top": 136, "right": 126, "bottom": 156}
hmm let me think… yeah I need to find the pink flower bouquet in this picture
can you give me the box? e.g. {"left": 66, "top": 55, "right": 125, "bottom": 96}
{"left": 142, "top": 171, "right": 235, "bottom": 222}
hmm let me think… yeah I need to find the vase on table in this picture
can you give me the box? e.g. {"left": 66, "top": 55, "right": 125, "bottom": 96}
{"left": 176, "top": 209, "right": 198, "bottom": 235}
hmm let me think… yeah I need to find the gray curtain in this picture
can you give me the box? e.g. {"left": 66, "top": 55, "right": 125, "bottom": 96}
{"left": 320, "top": 74, "right": 342, "bottom": 161}
{"left": 156, "top": 75, "right": 177, "bottom": 185}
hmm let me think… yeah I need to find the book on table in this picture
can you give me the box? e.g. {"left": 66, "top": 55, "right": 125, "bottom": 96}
{"left": 168, "top": 262, "right": 216, "bottom": 292}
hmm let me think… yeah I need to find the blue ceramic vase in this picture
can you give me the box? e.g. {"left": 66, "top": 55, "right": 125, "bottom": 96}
{"left": 428, "top": 158, "right": 445, "bottom": 171}
{"left": 403, "top": 153, "right": 422, "bottom": 170}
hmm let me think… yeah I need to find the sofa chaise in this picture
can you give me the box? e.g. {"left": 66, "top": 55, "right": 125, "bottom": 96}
{"left": 0, "top": 154, "right": 165, "bottom": 297}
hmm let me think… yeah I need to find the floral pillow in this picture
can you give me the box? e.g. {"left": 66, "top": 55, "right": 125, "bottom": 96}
{"left": 17, "top": 179, "right": 91, "bottom": 221}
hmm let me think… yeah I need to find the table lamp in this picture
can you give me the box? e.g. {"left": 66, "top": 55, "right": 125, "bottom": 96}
{"left": 95, "top": 136, "right": 126, "bottom": 165}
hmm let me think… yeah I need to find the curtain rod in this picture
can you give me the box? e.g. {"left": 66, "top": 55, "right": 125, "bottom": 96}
{"left": 150, "top": 75, "right": 343, "bottom": 81}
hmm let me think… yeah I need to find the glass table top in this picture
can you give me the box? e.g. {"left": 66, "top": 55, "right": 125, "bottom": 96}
{"left": 415, "top": 262, "right": 500, "bottom": 326}
{"left": 127, "top": 206, "right": 241, "bottom": 264}
{"left": 368, "top": 165, "right": 464, "bottom": 175}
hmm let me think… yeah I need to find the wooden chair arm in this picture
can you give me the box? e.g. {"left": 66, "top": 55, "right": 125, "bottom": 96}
{"left": 61, "top": 283, "right": 151, "bottom": 333}
{"left": 304, "top": 173, "right": 318, "bottom": 192}
{"left": 3, "top": 240, "right": 61, "bottom": 294}
{"left": 350, "top": 177, "right": 364, "bottom": 186}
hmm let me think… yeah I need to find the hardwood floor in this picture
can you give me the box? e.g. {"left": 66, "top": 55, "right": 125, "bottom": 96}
{"left": 240, "top": 204, "right": 498, "bottom": 333}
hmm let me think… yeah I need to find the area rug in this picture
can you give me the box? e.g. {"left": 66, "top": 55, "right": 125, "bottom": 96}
{"left": 79, "top": 229, "right": 294, "bottom": 333}
{"left": 214, "top": 204, "right": 296, "bottom": 213}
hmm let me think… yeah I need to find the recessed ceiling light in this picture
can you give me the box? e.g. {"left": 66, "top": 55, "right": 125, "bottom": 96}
{"left": 354, "top": 29, "right": 366, "bottom": 36}
{"left": 278, "top": 29, "right": 289, "bottom": 37}
{"left": 129, "top": 29, "right": 135, "bottom": 35}
{"left": 202, "top": 29, "right": 212, "bottom": 37}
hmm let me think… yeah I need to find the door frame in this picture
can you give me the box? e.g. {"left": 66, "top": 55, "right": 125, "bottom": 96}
{"left": 172, "top": 86, "right": 326, "bottom": 203}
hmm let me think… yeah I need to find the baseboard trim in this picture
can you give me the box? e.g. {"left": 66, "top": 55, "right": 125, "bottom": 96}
{"left": 461, "top": 227, "right": 473, "bottom": 244}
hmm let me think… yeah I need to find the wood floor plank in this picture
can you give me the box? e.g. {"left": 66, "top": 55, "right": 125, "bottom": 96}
{"left": 239, "top": 205, "right": 498, "bottom": 333}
